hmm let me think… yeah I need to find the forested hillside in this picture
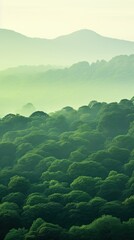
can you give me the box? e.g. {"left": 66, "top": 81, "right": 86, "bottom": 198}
{"left": 0, "top": 98, "right": 134, "bottom": 239}
{"left": 0, "top": 55, "right": 134, "bottom": 116}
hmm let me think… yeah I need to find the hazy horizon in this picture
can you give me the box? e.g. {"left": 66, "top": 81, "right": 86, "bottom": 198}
{"left": 1, "top": 0, "right": 134, "bottom": 41}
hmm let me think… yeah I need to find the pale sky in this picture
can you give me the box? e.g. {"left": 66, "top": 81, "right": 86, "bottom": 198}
{"left": 0, "top": 0, "right": 134, "bottom": 40}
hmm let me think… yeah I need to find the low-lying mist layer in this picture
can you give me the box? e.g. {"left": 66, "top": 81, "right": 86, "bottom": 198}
{"left": 0, "top": 55, "right": 134, "bottom": 116}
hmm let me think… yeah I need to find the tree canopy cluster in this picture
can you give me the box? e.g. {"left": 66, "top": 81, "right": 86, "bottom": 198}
{"left": 0, "top": 98, "right": 134, "bottom": 239}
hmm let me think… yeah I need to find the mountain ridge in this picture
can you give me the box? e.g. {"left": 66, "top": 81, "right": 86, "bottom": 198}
{"left": 1, "top": 29, "right": 134, "bottom": 70}
{"left": 1, "top": 28, "right": 134, "bottom": 42}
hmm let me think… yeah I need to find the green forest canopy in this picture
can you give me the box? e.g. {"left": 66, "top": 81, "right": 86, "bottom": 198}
{"left": 0, "top": 98, "right": 134, "bottom": 239}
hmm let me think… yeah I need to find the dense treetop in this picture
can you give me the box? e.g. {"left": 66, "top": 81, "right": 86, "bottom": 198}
{"left": 0, "top": 98, "right": 134, "bottom": 239}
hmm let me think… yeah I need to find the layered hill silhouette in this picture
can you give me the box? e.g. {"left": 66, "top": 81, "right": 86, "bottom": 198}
{"left": 1, "top": 29, "right": 134, "bottom": 69}
{"left": 0, "top": 55, "right": 134, "bottom": 116}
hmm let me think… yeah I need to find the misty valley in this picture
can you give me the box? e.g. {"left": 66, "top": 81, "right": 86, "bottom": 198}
{"left": 0, "top": 55, "right": 134, "bottom": 116}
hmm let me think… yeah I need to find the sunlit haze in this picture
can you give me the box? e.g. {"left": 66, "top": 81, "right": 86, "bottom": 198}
{"left": 1, "top": 0, "right": 134, "bottom": 40}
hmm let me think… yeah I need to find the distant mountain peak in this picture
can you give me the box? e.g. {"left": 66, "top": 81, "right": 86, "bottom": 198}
{"left": 55, "top": 29, "right": 101, "bottom": 41}
{"left": 70, "top": 29, "right": 101, "bottom": 36}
